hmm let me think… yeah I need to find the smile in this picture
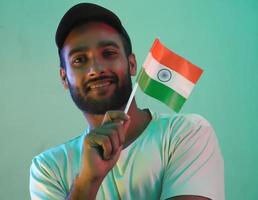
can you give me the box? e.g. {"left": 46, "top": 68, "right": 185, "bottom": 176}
{"left": 89, "top": 81, "right": 112, "bottom": 89}
{"left": 85, "top": 76, "right": 118, "bottom": 92}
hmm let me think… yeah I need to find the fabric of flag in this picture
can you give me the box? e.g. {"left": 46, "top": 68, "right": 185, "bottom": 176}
{"left": 137, "top": 38, "right": 203, "bottom": 112}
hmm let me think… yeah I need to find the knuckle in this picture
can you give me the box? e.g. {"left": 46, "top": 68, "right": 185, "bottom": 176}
{"left": 110, "top": 129, "right": 118, "bottom": 136}
{"left": 102, "top": 135, "right": 110, "bottom": 144}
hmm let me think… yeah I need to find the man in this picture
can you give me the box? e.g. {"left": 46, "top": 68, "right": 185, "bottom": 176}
{"left": 30, "top": 3, "right": 224, "bottom": 200}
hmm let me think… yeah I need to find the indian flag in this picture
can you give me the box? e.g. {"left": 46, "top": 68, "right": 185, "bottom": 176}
{"left": 137, "top": 39, "right": 203, "bottom": 112}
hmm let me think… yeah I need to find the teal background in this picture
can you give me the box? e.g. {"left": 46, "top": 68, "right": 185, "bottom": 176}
{"left": 0, "top": 0, "right": 257, "bottom": 199}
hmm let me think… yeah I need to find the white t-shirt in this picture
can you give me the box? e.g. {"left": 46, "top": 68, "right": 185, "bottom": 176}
{"left": 30, "top": 113, "right": 224, "bottom": 200}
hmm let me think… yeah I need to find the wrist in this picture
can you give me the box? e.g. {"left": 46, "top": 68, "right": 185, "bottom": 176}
{"left": 67, "top": 175, "right": 103, "bottom": 200}
{"left": 75, "top": 174, "right": 103, "bottom": 189}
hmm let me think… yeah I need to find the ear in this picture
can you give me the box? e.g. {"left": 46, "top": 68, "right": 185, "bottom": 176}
{"left": 59, "top": 68, "right": 69, "bottom": 89}
{"left": 128, "top": 53, "right": 137, "bottom": 76}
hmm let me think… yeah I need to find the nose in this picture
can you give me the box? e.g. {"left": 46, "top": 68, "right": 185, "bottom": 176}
{"left": 88, "top": 55, "right": 105, "bottom": 78}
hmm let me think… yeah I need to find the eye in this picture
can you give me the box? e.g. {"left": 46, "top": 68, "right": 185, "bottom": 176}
{"left": 102, "top": 49, "right": 118, "bottom": 58}
{"left": 71, "top": 55, "right": 88, "bottom": 66}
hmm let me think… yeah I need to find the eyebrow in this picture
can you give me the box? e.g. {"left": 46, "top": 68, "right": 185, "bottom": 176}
{"left": 68, "top": 46, "right": 89, "bottom": 57}
{"left": 97, "top": 41, "right": 120, "bottom": 49}
{"left": 68, "top": 41, "right": 120, "bottom": 57}
{"left": 68, "top": 40, "right": 120, "bottom": 58}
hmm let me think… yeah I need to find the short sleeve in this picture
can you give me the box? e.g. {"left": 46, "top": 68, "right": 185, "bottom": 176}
{"left": 160, "top": 114, "right": 224, "bottom": 200}
{"left": 29, "top": 156, "right": 67, "bottom": 200}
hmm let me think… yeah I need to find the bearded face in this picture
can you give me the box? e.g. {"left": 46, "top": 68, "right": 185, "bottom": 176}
{"left": 67, "top": 67, "right": 132, "bottom": 114}
{"left": 61, "top": 22, "right": 136, "bottom": 114}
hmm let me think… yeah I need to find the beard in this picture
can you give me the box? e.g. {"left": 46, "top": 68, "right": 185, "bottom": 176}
{"left": 67, "top": 70, "right": 132, "bottom": 115}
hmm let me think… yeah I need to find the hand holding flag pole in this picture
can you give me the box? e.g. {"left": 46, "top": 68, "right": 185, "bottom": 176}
{"left": 124, "top": 38, "right": 203, "bottom": 114}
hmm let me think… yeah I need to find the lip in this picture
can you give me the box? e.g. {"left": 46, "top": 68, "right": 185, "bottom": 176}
{"left": 86, "top": 78, "right": 116, "bottom": 91}
{"left": 89, "top": 80, "right": 112, "bottom": 89}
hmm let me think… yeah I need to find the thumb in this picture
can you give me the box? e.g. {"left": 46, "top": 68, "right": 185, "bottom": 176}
{"left": 122, "top": 115, "right": 131, "bottom": 131}
{"left": 102, "top": 110, "right": 129, "bottom": 125}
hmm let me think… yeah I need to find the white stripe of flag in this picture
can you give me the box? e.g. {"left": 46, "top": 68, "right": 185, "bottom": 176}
{"left": 143, "top": 53, "right": 195, "bottom": 99}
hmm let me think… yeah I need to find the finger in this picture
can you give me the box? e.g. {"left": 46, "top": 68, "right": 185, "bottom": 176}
{"left": 109, "top": 145, "right": 123, "bottom": 163}
{"left": 116, "top": 116, "right": 131, "bottom": 144}
{"left": 95, "top": 125, "right": 121, "bottom": 154}
{"left": 123, "top": 115, "right": 131, "bottom": 130}
{"left": 107, "top": 129, "right": 120, "bottom": 156}
{"left": 86, "top": 133, "right": 112, "bottom": 160}
{"left": 99, "top": 122, "right": 123, "bottom": 146}
{"left": 103, "top": 118, "right": 131, "bottom": 145}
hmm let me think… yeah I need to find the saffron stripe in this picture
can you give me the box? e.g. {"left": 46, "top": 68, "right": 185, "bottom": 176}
{"left": 150, "top": 39, "right": 203, "bottom": 84}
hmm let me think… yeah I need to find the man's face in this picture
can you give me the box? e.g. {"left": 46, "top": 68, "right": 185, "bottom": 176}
{"left": 60, "top": 22, "right": 136, "bottom": 114}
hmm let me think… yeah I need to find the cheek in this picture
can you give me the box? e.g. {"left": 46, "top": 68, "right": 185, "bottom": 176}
{"left": 116, "top": 67, "right": 129, "bottom": 81}
{"left": 113, "top": 58, "right": 130, "bottom": 75}
{"left": 118, "top": 67, "right": 131, "bottom": 85}
{"left": 66, "top": 69, "right": 85, "bottom": 88}
{"left": 66, "top": 68, "right": 76, "bottom": 85}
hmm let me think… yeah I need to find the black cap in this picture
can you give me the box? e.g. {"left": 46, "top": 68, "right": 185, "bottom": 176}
{"left": 55, "top": 3, "right": 132, "bottom": 53}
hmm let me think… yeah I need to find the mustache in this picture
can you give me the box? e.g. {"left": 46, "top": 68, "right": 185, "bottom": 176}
{"left": 83, "top": 75, "right": 119, "bottom": 91}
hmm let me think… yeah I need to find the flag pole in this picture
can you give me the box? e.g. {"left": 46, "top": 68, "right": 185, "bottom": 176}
{"left": 124, "top": 82, "right": 139, "bottom": 114}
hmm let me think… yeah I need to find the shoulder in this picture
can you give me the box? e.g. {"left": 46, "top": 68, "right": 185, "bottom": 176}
{"left": 170, "top": 113, "right": 218, "bottom": 150}
{"left": 172, "top": 113, "right": 217, "bottom": 143}
{"left": 152, "top": 112, "right": 215, "bottom": 138}
{"left": 169, "top": 113, "right": 213, "bottom": 130}
{"left": 151, "top": 112, "right": 220, "bottom": 159}
{"left": 158, "top": 113, "right": 224, "bottom": 200}
{"left": 152, "top": 112, "right": 212, "bottom": 126}
{"left": 31, "top": 133, "right": 85, "bottom": 171}
{"left": 29, "top": 133, "right": 86, "bottom": 198}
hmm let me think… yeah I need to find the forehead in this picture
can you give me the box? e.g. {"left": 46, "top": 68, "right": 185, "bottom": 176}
{"left": 63, "top": 22, "right": 123, "bottom": 51}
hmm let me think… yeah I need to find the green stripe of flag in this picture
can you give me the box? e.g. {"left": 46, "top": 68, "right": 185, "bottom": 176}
{"left": 137, "top": 69, "right": 186, "bottom": 112}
